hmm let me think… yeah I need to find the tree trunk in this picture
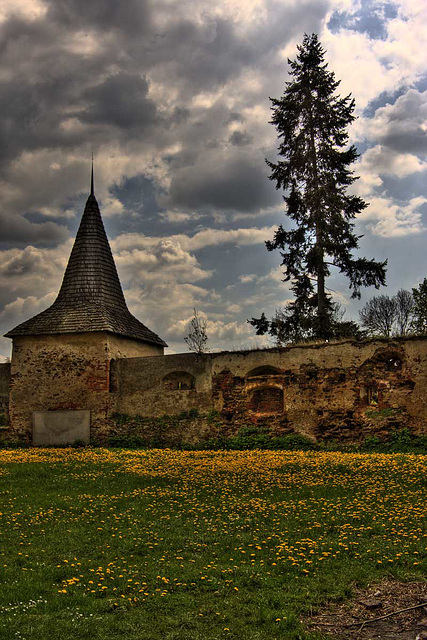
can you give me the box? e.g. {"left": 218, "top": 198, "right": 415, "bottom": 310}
{"left": 306, "top": 88, "right": 328, "bottom": 339}
{"left": 316, "top": 225, "right": 328, "bottom": 338}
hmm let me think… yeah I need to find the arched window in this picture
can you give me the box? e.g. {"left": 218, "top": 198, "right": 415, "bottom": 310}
{"left": 248, "top": 386, "right": 283, "bottom": 414}
{"left": 246, "top": 365, "right": 281, "bottom": 378}
{"left": 162, "top": 371, "right": 196, "bottom": 391}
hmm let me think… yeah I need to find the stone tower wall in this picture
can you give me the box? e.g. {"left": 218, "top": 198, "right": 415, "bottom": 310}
{"left": 8, "top": 332, "right": 163, "bottom": 442}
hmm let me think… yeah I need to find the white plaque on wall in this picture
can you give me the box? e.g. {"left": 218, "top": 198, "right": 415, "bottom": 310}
{"left": 33, "top": 410, "right": 90, "bottom": 445}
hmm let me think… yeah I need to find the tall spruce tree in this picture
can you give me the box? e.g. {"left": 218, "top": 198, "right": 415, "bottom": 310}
{"left": 249, "top": 33, "right": 386, "bottom": 342}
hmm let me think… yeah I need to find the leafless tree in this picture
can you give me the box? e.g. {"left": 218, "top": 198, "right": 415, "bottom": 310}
{"left": 359, "top": 295, "right": 397, "bottom": 337}
{"left": 184, "top": 309, "right": 209, "bottom": 354}
{"left": 360, "top": 290, "right": 415, "bottom": 337}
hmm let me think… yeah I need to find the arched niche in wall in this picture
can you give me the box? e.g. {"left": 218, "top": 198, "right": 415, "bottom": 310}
{"left": 246, "top": 365, "right": 282, "bottom": 378}
{"left": 365, "top": 348, "right": 404, "bottom": 372}
{"left": 248, "top": 386, "right": 283, "bottom": 414}
{"left": 162, "top": 371, "right": 196, "bottom": 391}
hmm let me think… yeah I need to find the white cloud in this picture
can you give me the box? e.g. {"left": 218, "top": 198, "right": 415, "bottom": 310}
{"left": 357, "top": 89, "right": 427, "bottom": 155}
{"left": 0, "top": 242, "right": 71, "bottom": 302}
{"left": 360, "top": 195, "right": 427, "bottom": 237}
{"left": 239, "top": 273, "right": 257, "bottom": 283}
{"left": 167, "top": 312, "right": 254, "bottom": 348}
{"left": 112, "top": 225, "right": 276, "bottom": 254}
{"left": 354, "top": 145, "right": 427, "bottom": 198}
{"left": 322, "top": 30, "right": 399, "bottom": 112}
{"left": 115, "top": 240, "right": 212, "bottom": 288}
{"left": 322, "top": 4, "right": 427, "bottom": 113}
{"left": 0, "top": 292, "right": 56, "bottom": 328}
{"left": 0, "top": 0, "right": 47, "bottom": 23}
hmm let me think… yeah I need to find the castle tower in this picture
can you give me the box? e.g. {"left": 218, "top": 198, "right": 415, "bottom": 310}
{"left": 5, "top": 172, "right": 166, "bottom": 443}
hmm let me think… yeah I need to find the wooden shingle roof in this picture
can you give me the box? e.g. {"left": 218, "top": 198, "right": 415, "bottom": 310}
{"left": 5, "top": 191, "right": 167, "bottom": 347}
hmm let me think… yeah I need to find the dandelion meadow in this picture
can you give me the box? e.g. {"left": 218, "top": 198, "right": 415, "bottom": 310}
{"left": 0, "top": 449, "right": 426, "bottom": 639}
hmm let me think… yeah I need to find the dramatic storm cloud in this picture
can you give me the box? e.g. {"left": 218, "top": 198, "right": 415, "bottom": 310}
{"left": 0, "top": 0, "right": 426, "bottom": 357}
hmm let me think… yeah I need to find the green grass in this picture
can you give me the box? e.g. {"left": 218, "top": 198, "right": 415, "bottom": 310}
{"left": 0, "top": 449, "right": 426, "bottom": 639}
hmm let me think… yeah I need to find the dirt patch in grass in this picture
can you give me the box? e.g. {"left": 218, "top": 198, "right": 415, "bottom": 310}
{"left": 304, "top": 579, "right": 427, "bottom": 639}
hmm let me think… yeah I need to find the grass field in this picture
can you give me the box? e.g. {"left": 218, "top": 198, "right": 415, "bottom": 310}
{"left": 0, "top": 449, "right": 426, "bottom": 639}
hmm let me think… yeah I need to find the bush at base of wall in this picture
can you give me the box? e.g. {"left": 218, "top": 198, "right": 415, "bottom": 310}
{"left": 102, "top": 414, "right": 427, "bottom": 453}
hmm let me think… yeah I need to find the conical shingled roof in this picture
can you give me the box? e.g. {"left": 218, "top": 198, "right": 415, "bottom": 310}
{"left": 5, "top": 191, "right": 167, "bottom": 347}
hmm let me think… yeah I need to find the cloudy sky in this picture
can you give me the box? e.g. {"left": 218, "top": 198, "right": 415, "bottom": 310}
{"left": 0, "top": 0, "right": 426, "bottom": 358}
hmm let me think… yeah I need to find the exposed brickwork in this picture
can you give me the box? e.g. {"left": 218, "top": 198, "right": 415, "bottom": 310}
{"left": 248, "top": 387, "right": 283, "bottom": 414}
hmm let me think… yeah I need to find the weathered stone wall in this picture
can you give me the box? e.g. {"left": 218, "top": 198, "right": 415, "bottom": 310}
{"left": 209, "top": 339, "right": 425, "bottom": 441}
{"left": 106, "top": 337, "right": 427, "bottom": 444}
{"left": 8, "top": 333, "right": 112, "bottom": 442}
{"left": 7, "top": 332, "right": 165, "bottom": 442}
{"left": 0, "top": 363, "right": 10, "bottom": 424}
{"left": 5, "top": 335, "right": 427, "bottom": 444}
{"left": 112, "top": 353, "right": 212, "bottom": 417}
{"left": 107, "top": 334, "right": 163, "bottom": 360}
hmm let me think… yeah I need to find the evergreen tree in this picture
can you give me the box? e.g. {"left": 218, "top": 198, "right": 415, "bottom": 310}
{"left": 412, "top": 278, "right": 427, "bottom": 334}
{"left": 249, "top": 33, "right": 386, "bottom": 342}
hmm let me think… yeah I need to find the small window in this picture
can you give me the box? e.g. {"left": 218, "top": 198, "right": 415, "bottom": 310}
{"left": 249, "top": 387, "right": 283, "bottom": 414}
{"left": 360, "top": 385, "right": 378, "bottom": 406}
{"left": 385, "top": 356, "right": 402, "bottom": 371}
{"left": 162, "top": 371, "right": 196, "bottom": 391}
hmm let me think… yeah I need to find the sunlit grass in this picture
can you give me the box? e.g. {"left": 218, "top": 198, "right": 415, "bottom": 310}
{"left": 0, "top": 449, "right": 426, "bottom": 639}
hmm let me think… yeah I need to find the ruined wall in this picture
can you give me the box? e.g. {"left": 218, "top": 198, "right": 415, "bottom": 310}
{"left": 107, "top": 337, "right": 427, "bottom": 443}
{"left": 6, "top": 335, "right": 427, "bottom": 445}
{"left": 210, "top": 339, "right": 426, "bottom": 441}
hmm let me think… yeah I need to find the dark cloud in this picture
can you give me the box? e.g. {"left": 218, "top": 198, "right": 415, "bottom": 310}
{"left": 168, "top": 18, "right": 254, "bottom": 89}
{"left": 227, "top": 113, "right": 244, "bottom": 124}
{"left": 0, "top": 211, "right": 69, "bottom": 246}
{"left": 229, "top": 131, "right": 253, "bottom": 146}
{"left": 168, "top": 154, "right": 279, "bottom": 213}
{"left": 0, "top": 17, "right": 100, "bottom": 167}
{"left": 0, "top": 71, "right": 80, "bottom": 168}
{"left": 0, "top": 0, "right": 329, "bottom": 177}
{"left": 45, "top": 0, "right": 151, "bottom": 37}
{"left": 79, "top": 74, "right": 158, "bottom": 131}
{"left": 375, "top": 90, "right": 427, "bottom": 154}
